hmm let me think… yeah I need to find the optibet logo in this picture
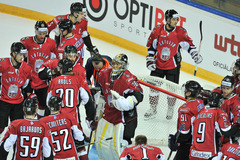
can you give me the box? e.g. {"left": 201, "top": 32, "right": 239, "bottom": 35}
{"left": 83, "top": 0, "right": 108, "bottom": 21}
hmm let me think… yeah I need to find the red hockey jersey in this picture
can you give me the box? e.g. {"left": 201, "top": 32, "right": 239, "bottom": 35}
{"left": 0, "top": 58, "right": 31, "bottom": 104}
{"left": 47, "top": 74, "right": 90, "bottom": 120}
{"left": 120, "top": 144, "right": 165, "bottom": 160}
{"left": 47, "top": 14, "right": 88, "bottom": 36}
{"left": 177, "top": 98, "right": 205, "bottom": 134}
{"left": 98, "top": 68, "right": 143, "bottom": 124}
{"left": 20, "top": 36, "right": 57, "bottom": 89}
{"left": 215, "top": 142, "right": 240, "bottom": 160}
{"left": 221, "top": 94, "right": 240, "bottom": 124}
{"left": 147, "top": 24, "right": 197, "bottom": 70}
{"left": 190, "top": 108, "right": 232, "bottom": 159}
{"left": 41, "top": 112, "right": 84, "bottom": 159}
{"left": 0, "top": 118, "right": 53, "bottom": 160}
{"left": 57, "top": 34, "right": 85, "bottom": 65}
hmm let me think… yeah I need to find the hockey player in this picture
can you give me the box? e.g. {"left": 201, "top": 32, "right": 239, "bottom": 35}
{"left": 96, "top": 53, "right": 143, "bottom": 160}
{"left": 39, "top": 45, "right": 86, "bottom": 81}
{"left": 145, "top": 9, "right": 203, "bottom": 120}
{"left": 120, "top": 135, "right": 165, "bottom": 160}
{"left": 189, "top": 92, "right": 240, "bottom": 160}
{"left": 232, "top": 59, "right": 240, "bottom": 96}
{"left": 0, "top": 98, "right": 54, "bottom": 160}
{"left": 168, "top": 80, "right": 205, "bottom": 160}
{"left": 220, "top": 75, "right": 240, "bottom": 125}
{"left": 56, "top": 19, "right": 86, "bottom": 65}
{"left": 46, "top": 59, "right": 96, "bottom": 131}
{"left": 47, "top": 2, "right": 98, "bottom": 56}
{"left": 85, "top": 53, "right": 112, "bottom": 89}
{"left": 41, "top": 96, "right": 88, "bottom": 160}
{"left": 20, "top": 20, "right": 57, "bottom": 118}
{"left": 0, "top": 42, "right": 32, "bottom": 136}
{"left": 208, "top": 142, "right": 240, "bottom": 160}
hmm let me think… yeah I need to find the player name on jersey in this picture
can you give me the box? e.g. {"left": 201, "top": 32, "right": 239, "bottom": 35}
{"left": 30, "top": 52, "right": 50, "bottom": 60}
{"left": 197, "top": 112, "right": 213, "bottom": 119}
{"left": 20, "top": 126, "right": 43, "bottom": 133}
{"left": 227, "top": 146, "right": 240, "bottom": 156}
{"left": 46, "top": 118, "right": 67, "bottom": 128}
{"left": 58, "top": 79, "right": 72, "bottom": 85}
{"left": 6, "top": 77, "right": 23, "bottom": 84}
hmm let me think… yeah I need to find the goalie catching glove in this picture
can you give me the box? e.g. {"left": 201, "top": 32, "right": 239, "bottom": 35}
{"left": 191, "top": 51, "right": 203, "bottom": 64}
{"left": 110, "top": 90, "right": 138, "bottom": 111}
{"left": 146, "top": 54, "right": 156, "bottom": 71}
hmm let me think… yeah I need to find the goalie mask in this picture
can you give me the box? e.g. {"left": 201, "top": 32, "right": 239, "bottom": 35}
{"left": 111, "top": 53, "right": 129, "bottom": 80}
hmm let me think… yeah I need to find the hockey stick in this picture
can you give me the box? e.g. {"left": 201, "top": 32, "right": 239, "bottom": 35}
{"left": 167, "top": 123, "right": 184, "bottom": 160}
{"left": 194, "top": 20, "right": 203, "bottom": 76}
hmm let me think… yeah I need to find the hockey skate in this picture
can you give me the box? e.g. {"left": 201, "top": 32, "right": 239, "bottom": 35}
{"left": 166, "top": 106, "right": 174, "bottom": 120}
{"left": 144, "top": 107, "right": 157, "bottom": 120}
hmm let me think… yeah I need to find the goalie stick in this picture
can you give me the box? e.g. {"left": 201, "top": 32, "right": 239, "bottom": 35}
{"left": 194, "top": 20, "right": 203, "bottom": 76}
{"left": 167, "top": 123, "right": 184, "bottom": 160}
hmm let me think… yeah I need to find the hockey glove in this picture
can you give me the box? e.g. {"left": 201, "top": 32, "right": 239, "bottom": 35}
{"left": 191, "top": 51, "right": 203, "bottom": 64}
{"left": 146, "top": 55, "right": 156, "bottom": 71}
{"left": 87, "top": 46, "right": 99, "bottom": 57}
{"left": 168, "top": 134, "right": 179, "bottom": 151}
{"left": 46, "top": 68, "right": 52, "bottom": 78}
{"left": 85, "top": 118, "right": 98, "bottom": 131}
{"left": 110, "top": 90, "right": 138, "bottom": 111}
{"left": 75, "top": 140, "right": 85, "bottom": 150}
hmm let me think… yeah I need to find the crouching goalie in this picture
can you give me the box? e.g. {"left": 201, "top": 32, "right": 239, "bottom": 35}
{"left": 96, "top": 53, "right": 143, "bottom": 159}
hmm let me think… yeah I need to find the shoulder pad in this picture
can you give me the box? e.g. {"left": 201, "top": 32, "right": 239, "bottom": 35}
{"left": 0, "top": 58, "right": 6, "bottom": 62}
{"left": 179, "top": 27, "right": 187, "bottom": 32}
{"left": 21, "top": 36, "right": 30, "bottom": 41}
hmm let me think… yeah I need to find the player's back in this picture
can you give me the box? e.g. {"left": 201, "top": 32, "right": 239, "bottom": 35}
{"left": 219, "top": 142, "right": 240, "bottom": 160}
{"left": 120, "top": 144, "right": 164, "bottom": 160}
{"left": 191, "top": 108, "right": 230, "bottom": 158}
{"left": 48, "top": 74, "right": 83, "bottom": 115}
{"left": 1, "top": 118, "right": 52, "bottom": 160}
{"left": 41, "top": 112, "right": 79, "bottom": 159}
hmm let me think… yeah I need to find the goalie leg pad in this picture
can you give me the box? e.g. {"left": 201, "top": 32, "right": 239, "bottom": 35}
{"left": 95, "top": 118, "right": 124, "bottom": 160}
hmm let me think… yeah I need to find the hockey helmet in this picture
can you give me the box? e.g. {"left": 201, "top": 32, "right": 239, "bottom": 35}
{"left": 183, "top": 80, "right": 202, "bottom": 98}
{"left": 11, "top": 42, "right": 28, "bottom": 55}
{"left": 23, "top": 98, "right": 38, "bottom": 115}
{"left": 58, "top": 19, "right": 73, "bottom": 34}
{"left": 70, "top": 2, "right": 86, "bottom": 15}
{"left": 165, "top": 9, "right": 179, "bottom": 21}
{"left": 58, "top": 58, "right": 73, "bottom": 74}
{"left": 64, "top": 45, "right": 77, "bottom": 57}
{"left": 48, "top": 96, "right": 62, "bottom": 111}
{"left": 221, "top": 75, "right": 235, "bottom": 89}
{"left": 208, "top": 92, "right": 223, "bottom": 108}
{"left": 35, "top": 21, "right": 48, "bottom": 34}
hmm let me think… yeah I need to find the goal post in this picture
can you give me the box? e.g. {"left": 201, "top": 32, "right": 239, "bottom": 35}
{"left": 134, "top": 75, "right": 186, "bottom": 146}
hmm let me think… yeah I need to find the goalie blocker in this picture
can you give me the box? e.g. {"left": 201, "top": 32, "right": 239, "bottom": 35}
{"left": 96, "top": 53, "right": 143, "bottom": 159}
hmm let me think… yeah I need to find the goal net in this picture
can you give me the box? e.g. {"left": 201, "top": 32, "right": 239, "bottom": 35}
{"left": 134, "top": 75, "right": 186, "bottom": 146}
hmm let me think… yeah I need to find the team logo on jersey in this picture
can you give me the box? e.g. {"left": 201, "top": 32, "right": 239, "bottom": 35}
{"left": 160, "top": 47, "right": 170, "bottom": 61}
{"left": 84, "top": 0, "right": 108, "bottom": 22}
